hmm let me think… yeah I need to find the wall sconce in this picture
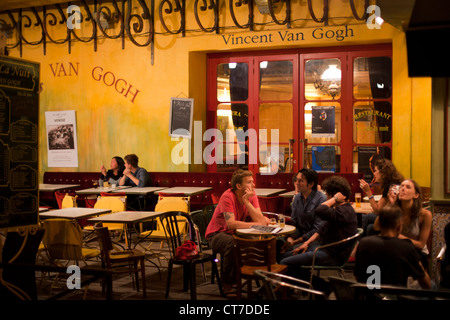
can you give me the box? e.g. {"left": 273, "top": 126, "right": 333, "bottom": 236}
{"left": 254, "top": 0, "right": 276, "bottom": 15}
{"left": 313, "top": 64, "right": 341, "bottom": 99}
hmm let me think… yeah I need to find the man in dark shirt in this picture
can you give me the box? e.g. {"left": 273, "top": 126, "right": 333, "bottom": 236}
{"left": 280, "top": 176, "right": 358, "bottom": 278}
{"left": 119, "top": 154, "right": 151, "bottom": 187}
{"left": 280, "top": 169, "right": 326, "bottom": 255}
{"left": 354, "top": 205, "right": 431, "bottom": 289}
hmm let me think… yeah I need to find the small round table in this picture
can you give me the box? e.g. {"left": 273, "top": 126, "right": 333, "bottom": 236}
{"left": 236, "top": 224, "right": 296, "bottom": 239}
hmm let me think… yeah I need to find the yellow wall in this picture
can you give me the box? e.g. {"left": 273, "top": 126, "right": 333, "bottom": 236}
{"left": 3, "top": 1, "right": 432, "bottom": 186}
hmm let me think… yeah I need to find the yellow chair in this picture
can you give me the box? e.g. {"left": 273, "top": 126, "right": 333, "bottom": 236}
{"left": 136, "top": 196, "right": 190, "bottom": 259}
{"left": 62, "top": 193, "right": 77, "bottom": 208}
{"left": 83, "top": 196, "right": 127, "bottom": 241}
{"left": 42, "top": 218, "right": 101, "bottom": 297}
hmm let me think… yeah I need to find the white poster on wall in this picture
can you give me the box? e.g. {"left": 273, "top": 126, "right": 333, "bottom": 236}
{"left": 45, "top": 110, "right": 78, "bottom": 167}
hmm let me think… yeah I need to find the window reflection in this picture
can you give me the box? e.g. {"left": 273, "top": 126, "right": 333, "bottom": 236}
{"left": 353, "top": 57, "right": 391, "bottom": 99}
{"left": 259, "top": 60, "right": 293, "bottom": 101}
{"left": 217, "top": 63, "right": 248, "bottom": 102}
{"left": 305, "top": 59, "right": 341, "bottom": 100}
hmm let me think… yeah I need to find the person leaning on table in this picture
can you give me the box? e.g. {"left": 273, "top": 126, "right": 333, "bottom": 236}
{"left": 205, "top": 169, "right": 270, "bottom": 297}
{"left": 354, "top": 204, "right": 431, "bottom": 290}
{"left": 119, "top": 154, "right": 151, "bottom": 187}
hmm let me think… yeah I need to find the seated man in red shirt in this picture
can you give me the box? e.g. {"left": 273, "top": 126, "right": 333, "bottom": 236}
{"left": 205, "top": 169, "right": 269, "bottom": 296}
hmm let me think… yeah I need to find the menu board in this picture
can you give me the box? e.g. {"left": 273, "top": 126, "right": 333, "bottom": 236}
{"left": 169, "top": 97, "right": 194, "bottom": 138}
{"left": 0, "top": 56, "right": 40, "bottom": 228}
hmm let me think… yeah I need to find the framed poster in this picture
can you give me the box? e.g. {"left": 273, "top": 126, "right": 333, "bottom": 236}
{"left": 169, "top": 97, "right": 194, "bottom": 138}
{"left": 45, "top": 110, "right": 78, "bottom": 167}
{"left": 311, "top": 146, "right": 336, "bottom": 172}
{"left": 311, "top": 105, "right": 335, "bottom": 138}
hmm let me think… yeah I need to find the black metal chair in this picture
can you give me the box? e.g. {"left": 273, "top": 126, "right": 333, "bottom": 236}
{"left": 254, "top": 270, "right": 327, "bottom": 300}
{"left": 301, "top": 228, "right": 363, "bottom": 287}
{"left": 161, "top": 211, "right": 223, "bottom": 300}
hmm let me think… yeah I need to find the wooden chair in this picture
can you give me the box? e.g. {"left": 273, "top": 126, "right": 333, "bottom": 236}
{"left": 233, "top": 235, "right": 287, "bottom": 299}
{"left": 95, "top": 226, "right": 147, "bottom": 298}
{"left": 162, "top": 211, "right": 223, "bottom": 300}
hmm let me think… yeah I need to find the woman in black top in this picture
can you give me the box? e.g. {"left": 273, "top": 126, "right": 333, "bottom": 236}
{"left": 100, "top": 156, "right": 125, "bottom": 185}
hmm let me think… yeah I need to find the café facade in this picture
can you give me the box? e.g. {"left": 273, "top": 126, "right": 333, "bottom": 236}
{"left": 1, "top": 0, "right": 449, "bottom": 279}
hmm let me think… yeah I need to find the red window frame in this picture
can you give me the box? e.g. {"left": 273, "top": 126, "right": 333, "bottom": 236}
{"left": 206, "top": 44, "right": 392, "bottom": 174}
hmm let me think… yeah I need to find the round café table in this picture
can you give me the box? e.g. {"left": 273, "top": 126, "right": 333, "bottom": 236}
{"left": 236, "top": 224, "right": 296, "bottom": 239}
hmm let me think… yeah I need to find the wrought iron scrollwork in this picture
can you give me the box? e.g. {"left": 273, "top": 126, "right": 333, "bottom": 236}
{"left": 0, "top": 0, "right": 376, "bottom": 58}
{"left": 159, "top": 0, "right": 185, "bottom": 35}
{"left": 96, "top": 0, "right": 123, "bottom": 40}
{"left": 268, "top": 0, "right": 291, "bottom": 27}
{"left": 307, "top": 0, "right": 329, "bottom": 25}
{"left": 229, "top": 0, "right": 253, "bottom": 30}
{"left": 125, "top": 0, "right": 153, "bottom": 47}
{"left": 194, "top": 0, "right": 219, "bottom": 33}
{"left": 349, "top": 0, "right": 369, "bottom": 21}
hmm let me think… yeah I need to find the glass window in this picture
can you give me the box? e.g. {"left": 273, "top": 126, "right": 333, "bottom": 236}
{"left": 215, "top": 103, "right": 248, "bottom": 171}
{"left": 258, "top": 103, "right": 293, "bottom": 174}
{"left": 353, "top": 101, "right": 392, "bottom": 144}
{"left": 217, "top": 62, "right": 248, "bottom": 102}
{"left": 353, "top": 56, "right": 392, "bottom": 99}
{"left": 305, "top": 58, "right": 341, "bottom": 100}
{"left": 259, "top": 60, "right": 293, "bottom": 101}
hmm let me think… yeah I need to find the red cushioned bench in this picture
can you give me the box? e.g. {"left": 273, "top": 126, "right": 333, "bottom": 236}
{"left": 43, "top": 171, "right": 363, "bottom": 211}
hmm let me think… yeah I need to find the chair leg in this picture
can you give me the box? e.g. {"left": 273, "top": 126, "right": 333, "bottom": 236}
{"left": 182, "top": 265, "right": 190, "bottom": 292}
{"left": 134, "top": 260, "right": 140, "bottom": 293}
{"left": 165, "top": 260, "right": 173, "bottom": 299}
{"left": 190, "top": 263, "right": 197, "bottom": 300}
{"left": 247, "top": 278, "right": 253, "bottom": 299}
{"left": 211, "top": 260, "right": 223, "bottom": 296}
{"left": 141, "top": 257, "right": 146, "bottom": 298}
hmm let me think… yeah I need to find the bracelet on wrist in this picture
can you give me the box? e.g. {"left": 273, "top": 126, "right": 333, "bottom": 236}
{"left": 368, "top": 195, "right": 375, "bottom": 200}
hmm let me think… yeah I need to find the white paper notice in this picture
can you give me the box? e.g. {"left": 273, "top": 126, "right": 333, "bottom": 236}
{"left": 45, "top": 110, "right": 78, "bottom": 167}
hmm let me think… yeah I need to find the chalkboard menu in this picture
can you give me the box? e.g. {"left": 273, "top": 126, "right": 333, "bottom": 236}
{"left": 169, "top": 97, "right": 194, "bottom": 138}
{"left": 0, "top": 56, "right": 40, "bottom": 228}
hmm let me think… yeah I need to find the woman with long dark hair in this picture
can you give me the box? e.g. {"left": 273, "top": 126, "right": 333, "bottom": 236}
{"left": 100, "top": 156, "right": 125, "bottom": 185}
{"left": 360, "top": 158, "right": 404, "bottom": 214}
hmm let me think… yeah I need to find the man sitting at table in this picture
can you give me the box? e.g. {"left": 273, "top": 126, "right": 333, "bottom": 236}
{"left": 205, "top": 169, "right": 270, "bottom": 297}
{"left": 119, "top": 154, "right": 153, "bottom": 210}
{"left": 280, "top": 176, "right": 358, "bottom": 283}
{"left": 354, "top": 204, "right": 431, "bottom": 289}
{"left": 279, "top": 168, "right": 327, "bottom": 257}
{"left": 119, "top": 154, "right": 151, "bottom": 187}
